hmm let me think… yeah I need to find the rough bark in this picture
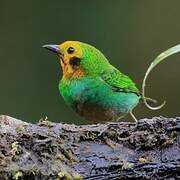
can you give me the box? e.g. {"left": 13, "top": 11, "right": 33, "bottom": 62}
{"left": 0, "top": 115, "right": 179, "bottom": 179}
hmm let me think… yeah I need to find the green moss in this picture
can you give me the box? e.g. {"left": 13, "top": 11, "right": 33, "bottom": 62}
{"left": 13, "top": 172, "right": 23, "bottom": 180}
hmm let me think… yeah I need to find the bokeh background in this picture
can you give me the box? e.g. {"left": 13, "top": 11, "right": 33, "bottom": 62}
{"left": 0, "top": 1, "right": 180, "bottom": 124}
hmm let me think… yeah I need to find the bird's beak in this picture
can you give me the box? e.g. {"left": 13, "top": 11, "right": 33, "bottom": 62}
{"left": 42, "top": 44, "right": 63, "bottom": 55}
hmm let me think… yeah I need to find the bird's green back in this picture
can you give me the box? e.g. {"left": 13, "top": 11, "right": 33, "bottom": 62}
{"left": 79, "top": 42, "right": 139, "bottom": 95}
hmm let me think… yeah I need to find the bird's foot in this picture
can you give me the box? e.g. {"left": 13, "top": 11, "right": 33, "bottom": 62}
{"left": 129, "top": 111, "right": 138, "bottom": 124}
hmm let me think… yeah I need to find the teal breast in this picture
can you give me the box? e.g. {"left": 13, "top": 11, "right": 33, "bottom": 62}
{"left": 59, "top": 77, "right": 140, "bottom": 122}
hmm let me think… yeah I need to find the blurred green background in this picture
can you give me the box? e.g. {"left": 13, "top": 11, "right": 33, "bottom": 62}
{"left": 0, "top": 1, "right": 180, "bottom": 124}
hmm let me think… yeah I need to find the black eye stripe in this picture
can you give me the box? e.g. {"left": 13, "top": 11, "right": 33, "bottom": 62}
{"left": 69, "top": 57, "right": 81, "bottom": 67}
{"left": 67, "top": 47, "right": 75, "bottom": 54}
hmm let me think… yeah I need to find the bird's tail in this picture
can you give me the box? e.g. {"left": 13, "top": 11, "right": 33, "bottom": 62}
{"left": 142, "top": 44, "right": 180, "bottom": 110}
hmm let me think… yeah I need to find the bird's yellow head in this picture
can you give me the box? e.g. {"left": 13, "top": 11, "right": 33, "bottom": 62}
{"left": 43, "top": 41, "right": 110, "bottom": 80}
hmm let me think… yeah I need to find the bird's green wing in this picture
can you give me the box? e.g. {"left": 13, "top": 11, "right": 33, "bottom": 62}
{"left": 101, "top": 68, "right": 140, "bottom": 95}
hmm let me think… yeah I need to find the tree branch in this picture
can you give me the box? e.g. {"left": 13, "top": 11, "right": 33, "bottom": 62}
{"left": 0, "top": 115, "right": 179, "bottom": 179}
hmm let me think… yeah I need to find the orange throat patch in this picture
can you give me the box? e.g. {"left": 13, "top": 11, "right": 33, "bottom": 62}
{"left": 60, "top": 62, "right": 85, "bottom": 80}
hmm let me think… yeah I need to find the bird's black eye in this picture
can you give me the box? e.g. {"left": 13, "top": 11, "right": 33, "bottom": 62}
{"left": 67, "top": 47, "right": 75, "bottom": 54}
{"left": 69, "top": 57, "right": 81, "bottom": 67}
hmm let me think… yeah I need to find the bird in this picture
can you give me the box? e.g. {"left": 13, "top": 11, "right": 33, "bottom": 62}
{"left": 43, "top": 41, "right": 177, "bottom": 123}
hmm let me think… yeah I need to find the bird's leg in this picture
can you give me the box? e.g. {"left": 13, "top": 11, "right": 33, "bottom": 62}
{"left": 129, "top": 111, "right": 138, "bottom": 123}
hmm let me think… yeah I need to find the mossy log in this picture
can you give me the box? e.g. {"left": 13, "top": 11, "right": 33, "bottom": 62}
{"left": 0, "top": 115, "right": 180, "bottom": 179}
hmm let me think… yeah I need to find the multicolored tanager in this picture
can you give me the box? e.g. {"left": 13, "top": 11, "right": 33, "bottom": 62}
{"left": 43, "top": 41, "right": 180, "bottom": 122}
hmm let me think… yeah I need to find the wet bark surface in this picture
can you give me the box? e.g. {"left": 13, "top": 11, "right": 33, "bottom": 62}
{"left": 0, "top": 115, "right": 179, "bottom": 179}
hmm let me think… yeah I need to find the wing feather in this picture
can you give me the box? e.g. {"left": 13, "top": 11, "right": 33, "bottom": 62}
{"left": 101, "top": 68, "right": 140, "bottom": 95}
